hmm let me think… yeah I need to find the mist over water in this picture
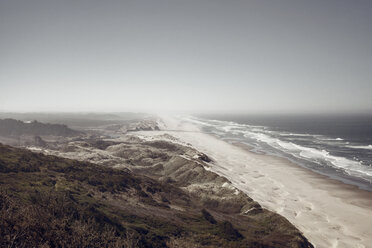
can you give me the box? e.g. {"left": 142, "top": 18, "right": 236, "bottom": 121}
{"left": 187, "top": 114, "right": 372, "bottom": 191}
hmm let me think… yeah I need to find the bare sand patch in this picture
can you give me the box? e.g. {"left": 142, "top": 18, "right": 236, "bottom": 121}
{"left": 136, "top": 116, "right": 372, "bottom": 248}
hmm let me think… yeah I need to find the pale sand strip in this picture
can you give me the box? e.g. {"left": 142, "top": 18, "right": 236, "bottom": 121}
{"left": 137, "top": 116, "right": 372, "bottom": 248}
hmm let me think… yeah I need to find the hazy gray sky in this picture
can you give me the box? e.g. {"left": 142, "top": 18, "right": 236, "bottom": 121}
{"left": 1, "top": 0, "right": 371, "bottom": 113}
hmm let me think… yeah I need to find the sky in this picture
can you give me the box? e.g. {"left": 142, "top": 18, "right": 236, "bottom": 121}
{"left": 0, "top": 0, "right": 371, "bottom": 114}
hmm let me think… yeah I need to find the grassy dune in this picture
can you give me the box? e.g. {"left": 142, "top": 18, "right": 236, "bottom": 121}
{"left": 0, "top": 143, "right": 312, "bottom": 247}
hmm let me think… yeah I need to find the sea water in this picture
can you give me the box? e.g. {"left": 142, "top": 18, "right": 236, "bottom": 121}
{"left": 184, "top": 114, "right": 372, "bottom": 191}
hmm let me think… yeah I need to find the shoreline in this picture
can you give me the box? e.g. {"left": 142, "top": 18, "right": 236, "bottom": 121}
{"left": 234, "top": 142, "right": 372, "bottom": 210}
{"left": 137, "top": 116, "right": 372, "bottom": 248}
{"left": 236, "top": 141, "right": 372, "bottom": 193}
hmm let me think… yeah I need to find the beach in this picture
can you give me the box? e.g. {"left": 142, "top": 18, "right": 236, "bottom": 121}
{"left": 137, "top": 116, "right": 372, "bottom": 248}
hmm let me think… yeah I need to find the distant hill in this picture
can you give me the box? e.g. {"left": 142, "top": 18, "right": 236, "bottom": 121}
{"left": 0, "top": 118, "right": 83, "bottom": 137}
{"left": 0, "top": 112, "right": 151, "bottom": 128}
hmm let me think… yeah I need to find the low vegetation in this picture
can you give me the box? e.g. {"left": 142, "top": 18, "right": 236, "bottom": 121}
{"left": 0, "top": 143, "right": 313, "bottom": 247}
{"left": 0, "top": 118, "right": 83, "bottom": 137}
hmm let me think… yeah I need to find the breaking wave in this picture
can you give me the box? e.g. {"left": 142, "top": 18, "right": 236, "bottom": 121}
{"left": 183, "top": 116, "right": 372, "bottom": 186}
{"left": 346, "top": 145, "right": 372, "bottom": 150}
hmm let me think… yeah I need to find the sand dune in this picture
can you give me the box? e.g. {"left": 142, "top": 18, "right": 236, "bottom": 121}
{"left": 137, "top": 116, "right": 372, "bottom": 248}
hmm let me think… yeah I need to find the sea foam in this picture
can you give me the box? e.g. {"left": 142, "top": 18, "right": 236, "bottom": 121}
{"left": 185, "top": 116, "right": 372, "bottom": 181}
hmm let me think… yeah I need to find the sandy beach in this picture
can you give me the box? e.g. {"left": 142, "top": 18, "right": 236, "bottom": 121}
{"left": 137, "top": 116, "right": 372, "bottom": 248}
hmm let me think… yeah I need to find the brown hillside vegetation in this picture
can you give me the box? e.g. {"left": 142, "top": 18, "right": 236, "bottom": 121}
{"left": 0, "top": 119, "right": 83, "bottom": 137}
{"left": 0, "top": 143, "right": 313, "bottom": 248}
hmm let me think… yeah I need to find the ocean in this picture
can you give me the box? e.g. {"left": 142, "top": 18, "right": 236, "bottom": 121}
{"left": 185, "top": 114, "right": 372, "bottom": 191}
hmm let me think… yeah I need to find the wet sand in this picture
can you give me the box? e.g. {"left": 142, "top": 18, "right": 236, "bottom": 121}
{"left": 138, "top": 116, "right": 372, "bottom": 248}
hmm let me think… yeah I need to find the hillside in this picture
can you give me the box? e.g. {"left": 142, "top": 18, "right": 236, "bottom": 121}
{"left": 0, "top": 118, "right": 83, "bottom": 137}
{"left": 0, "top": 143, "right": 313, "bottom": 248}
